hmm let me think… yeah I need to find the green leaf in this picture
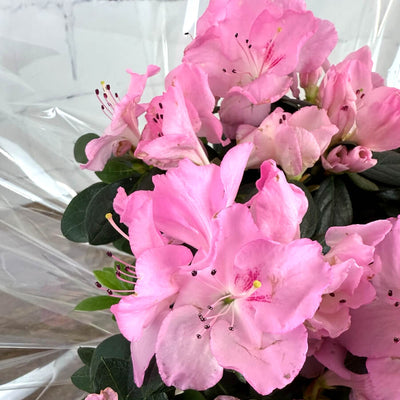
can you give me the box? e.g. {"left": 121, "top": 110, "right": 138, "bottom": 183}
{"left": 85, "top": 179, "right": 135, "bottom": 245}
{"left": 376, "top": 188, "right": 400, "bottom": 217}
{"left": 74, "top": 295, "right": 120, "bottom": 311}
{"left": 361, "top": 150, "right": 400, "bottom": 186}
{"left": 78, "top": 347, "right": 95, "bottom": 366}
{"left": 61, "top": 182, "right": 107, "bottom": 242}
{"left": 347, "top": 172, "right": 379, "bottom": 191}
{"left": 74, "top": 133, "right": 99, "bottom": 163}
{"left": 71, "top": 365, "right": 93, "bottom": 392}
{"left": 313, "top": 176, "right": 353, "bottom": 243}
{"left": 95, "top": 156, "right": 149, "bottom": 184}
{"left": 176, "top": 390, "right": 206, "bottom": 400}
{"left": 94, "top": 266, "right": 134, "bottom": 291}
{"left": 93, "top": 358, "right": 133, "bottom": 398}
{"left": 90, "top": 334, "right": 131, "bottom": 381}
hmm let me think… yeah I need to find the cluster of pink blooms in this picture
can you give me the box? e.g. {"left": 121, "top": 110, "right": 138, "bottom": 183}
{"left": 82, "top": 0, "right": 400, "bottom": 398}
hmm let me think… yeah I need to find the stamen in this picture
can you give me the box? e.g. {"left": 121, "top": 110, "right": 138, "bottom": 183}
{"left": 394, "top": 337, "right": 399, "bottom": 343}
{"left": 116, "top": 270, "right": 135, "bottom": 284}
{"left": 211, "top": 269, "right": 217, "bottom": 276}
{"left": 105, "top": 213, "right": 130, "bottom": 241}
{"left": 96, "top": 285, "right": 136, "bottom": 298}
{"left": 191, "top": 270, "right": 198, "bottom": 276}
{"left": 388, "top": 290, "right": 393, "bottom": 296}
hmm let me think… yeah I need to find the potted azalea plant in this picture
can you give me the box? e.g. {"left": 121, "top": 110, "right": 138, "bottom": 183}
{"left": 61, "top": 0, "right": 400, "bottom": 399}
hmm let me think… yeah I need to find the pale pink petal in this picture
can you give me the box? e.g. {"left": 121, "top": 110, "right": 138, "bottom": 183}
{"left": 156, "top": 305, "right": 223, "bottom": 390}
{"left": 151, "top": 160, "right": 223, "bottom": 250}
{"left": 220, "top": 143, "right": 253, "bottom": 207}
{"left": 211, "top": 319, "right": 308, "bottom": 395}
{"left": 130, "top": 310, "right": 166, "bottom": 387}
{"left": 85, "top": 387, "right": 118, "bottom": 400}
{"left": 248, "top": 159, "right": 308, "bottom": 243}
{"left": 367, "top": 357, "right": 400, "bottom": 400}
{"left": 113, "top": 188, "right": 166, "bottom": 257}
{"left": 234, "top": 238, "right": 330, "bottom": 333}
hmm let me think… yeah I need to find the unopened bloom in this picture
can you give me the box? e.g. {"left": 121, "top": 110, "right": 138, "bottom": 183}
{"left": 321, "top": 145, "right": 377, "bottom": 173}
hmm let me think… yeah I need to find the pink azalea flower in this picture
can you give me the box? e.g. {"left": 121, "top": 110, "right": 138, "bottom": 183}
{"left": 165, "top": 63, "right": 227, "bottom": 145}
{"left": 321, "top": 145, "right": 377, "bottom": 173}
{"left": 85, "top": 387, "right": 118, "bottom": 400}
{"left": 155, "top": 204, "right": 331, "bottom": 394}
{"left": 81, "top": 65, "right": 160, "bottom": 171}
{"left": 318, "top": 46, "right": 400, "bottom": 152}
{"left": 134, "top": 83, "right": 210, "bottom": 169}
{"left": 339, "top": 216, "right": 400, "bottom": 358}
{"left": 306, "top": 220, "right": 391, "bottom": 339}
{"left": 237, "top": 106, "right": 338, "bottom": 178}
{"left": 246, "top": 159, "right": 308, "bottom": 243}
{"left": 110, "top": 244, "right": 194, "bottom": 386}
{"left": 183, "top": 0, "right": 337, "bottom": 99}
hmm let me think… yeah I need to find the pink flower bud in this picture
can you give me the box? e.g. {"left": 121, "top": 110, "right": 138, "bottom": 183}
{"left": 321, "top": 145, "right": 377, "bottom": 173}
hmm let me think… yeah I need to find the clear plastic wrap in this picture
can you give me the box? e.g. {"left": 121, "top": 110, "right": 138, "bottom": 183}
{"left": 0, "top": 1, "right": 399, "bottom": 398}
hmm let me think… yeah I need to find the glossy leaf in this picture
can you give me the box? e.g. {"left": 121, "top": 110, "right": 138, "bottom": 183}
{"left": 361, "top": 150, "right": 400, "bottom": 186}
{"left": 61, "top": 182, "right": 107, "bottom": 242}
{"left": 74, "top": 295, "right": 120, "bottom": 311}
{"left": 74, "top": 133, "right": 99, "bottom": 163}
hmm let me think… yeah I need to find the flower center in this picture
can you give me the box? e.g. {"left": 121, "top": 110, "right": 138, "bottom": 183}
{"left": 195, "top": 280, "right": 262, "bottom": 339}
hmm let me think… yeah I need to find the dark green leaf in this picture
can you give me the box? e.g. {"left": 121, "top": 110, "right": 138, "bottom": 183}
{"left": 71, "top": 365, "right": 93, "bottom": 392}
{"left": 176, "top": 390, "right": 207, "bottom": 400}
{"left": 347, "top": 172, "right": 379, "bottom": 191}
{"left": 90, "top": 334, "right": 131, "bottom": 381}
{"left": 376, "top": 188, "right": 400, "bottom": 217}
{"left": 78, "top": 347, "right": 95, "bottom": 366}
{"left": 93, "top": 358, "right": 133, "bottom": 398}
{"left": 313, "top": 176, "right": 353, "bottom": 243}
{"left": 74, "top": 133, "right": 99, "bottom": 163}
{"left": 361, "top": 150, "right": 400, "bottom": 186}
{"left": 74, "top": 295, "right": 120, "bottom": 311}
{"left": 61, "top": 182, "right": 107, "bottom": 242}
{"left": 135, "top": 167, "right": 165, "bottom": 191}
{"left": 85, "top": 179, "right": 135, "bottom": 245}
{"left": 113, "top": 237, "right": 133, "bottom": 255}
{"left": 95, "top": 156, "right": 149, "bottom": 184}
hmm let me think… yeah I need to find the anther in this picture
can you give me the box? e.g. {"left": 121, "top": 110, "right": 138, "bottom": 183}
{"left": 394, "top": 337, "right": 399, "bottom": 343}
{"left": 360, "top": 93, "right": 365, "bottom": 99}
{"left": 395, "top": 302, "right": 399, "bottom": 307}
{"left": 282, "top": 114, "right": 286, "bottom": 121}
{"left": 248, "top": 44, "right": 252, "bottom": 49}
{"left": 279, "top": 118, "right": 283, "bottom": 124}
{"left": 106, "top": 84, "right": 111, "bottom": 90}
{"left": 341, "top": 105, "right": 349, "bottom": 111}
{"left": 235, "top": 33, "right": 238, "bottom": 38}
{"left": 228, "top": 326, "right": 234, "bottom": 331}
{"left": 388, "top": 290, "right": 393, "bottom": 296}
{"left": 245, "top": 39, "right": 249, "bottom": 43}
{"left": 159, "top": 102, "right": 163, "bottom": 109}
{"left": 211, "top": 269, "right": 217, "bottom": 276}
{"left": 204, "top": 324, "right": 210, "bottom": 329}
{"left": 329, "top": 292, "right": 335, "bottom": 297}
{"left": 153, "top": 117, "right": 158, "bottom": 123}
{"left": 339, "top": 299, "right": 347, "bottom": 303}
{"left": 107, "top": 289, "right": 113, "bottom": 295}
{"left": 95, "top": 281, "right": 102, "bottom": 288}
{"left": 169, "top": 303, "right": 174, "bottom": 309}
{"left": 156, "top": 113, "right": 160, "bottom": 119}
{"left": 222, "top": 68, "right": 227, "bottom": 72}
{"left": 232, "top": 69, "right": 237, "bottom": 73}
{"left": 95, "top": 89, "right": 100, "bottom": 95}
{"left": 106, "top": 251, "right": 112, "bottom": 257}
{"left": 160, "top": 114, "right": 164, "bottom": 119}
{"left": 208, "top": 305, "right": 214, "bottom": 310}
{"left": 191, "top": 270, "right": 198, "bottom": 277}
{"left": 196, "top": 334, "right": 202, "bottom": 339}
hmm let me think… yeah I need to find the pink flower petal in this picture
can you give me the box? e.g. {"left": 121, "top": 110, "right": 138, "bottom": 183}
{"left": 156, "top": 305, "right": 224, "bottom": 390}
